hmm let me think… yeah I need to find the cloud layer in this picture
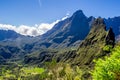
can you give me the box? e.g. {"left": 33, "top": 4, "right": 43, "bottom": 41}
{"left": 0, "top": 15, "right": 69, "bottom": 36}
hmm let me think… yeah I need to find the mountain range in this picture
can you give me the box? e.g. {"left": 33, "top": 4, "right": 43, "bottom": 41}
{"left": 0, "top": 10, "right": 120, "bottom": 79}
{"left": 0, "top": 10, "right": 120, "bottom": 41}
{"left": 0, "top": 10, "right": 119, "bottom": 63}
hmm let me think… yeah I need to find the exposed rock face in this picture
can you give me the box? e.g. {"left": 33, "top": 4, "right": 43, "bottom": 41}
{"left": 106, "top": 27, "right": 115, "bottom": 46}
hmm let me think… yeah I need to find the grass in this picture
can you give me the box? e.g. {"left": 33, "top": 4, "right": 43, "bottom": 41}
{"left": 20, "top": 67, "right": 45, "bottom": 75}
{"left": 0, "top": 65, "right": 45, "bottom": 80}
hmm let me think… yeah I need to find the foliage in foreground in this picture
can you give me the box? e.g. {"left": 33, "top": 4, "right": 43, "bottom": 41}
{"left": 44, "top": 60, "right": 83, "bottom": 80}
{"left": 1, "top": 45, "right": 120, "bottom": 80}
{"left": 0, "top": 65, "right": 44, "bottom": 80}
{"left": 0, "top": 60, "right": 83, "bottom": 80}
{"left": 92, "top": 46, "right": 120, "bottom": 80}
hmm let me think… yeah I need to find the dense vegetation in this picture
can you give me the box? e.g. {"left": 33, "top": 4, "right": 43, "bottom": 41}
{"left": 92, "top": 46, "right": 120, "bottom": 80}
{"left": 0, "top": 64, "right": 45, "bottom": 80}
{"left": 1, "top": 45, "right": 120, "bottom": 80}
{"left": 0, "top": 45, "right": 119, "bottom": 80}
{"left": 0, "top": 61, "right": 83, "bottom": 80}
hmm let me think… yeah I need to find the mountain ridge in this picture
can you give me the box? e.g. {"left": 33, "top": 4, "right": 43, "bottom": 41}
{"left": 0, "top": 10, "right": 118, "bottom": 64}
{"left": 0, "top": 10, "right": 119, "bottom": 80}
{"left": 0, "top": 10, "right": 120, "bottom": 42}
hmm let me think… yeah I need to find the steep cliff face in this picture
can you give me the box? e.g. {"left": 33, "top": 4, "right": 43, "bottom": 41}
{"left": 105, "top": 27, "right": 115, "bottom": 46}
{"left": 61, "top": 18, "right": 115, "bottom": 67}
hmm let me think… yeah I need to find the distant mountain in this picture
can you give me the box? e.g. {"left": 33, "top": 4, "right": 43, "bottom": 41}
{"left": 36, "top": 10, "right": 90, "bottom": 49}
{"left": 0, "top": 30, "right": 23, "bottom": 41}
{"left": 38, "top": 11, "right": 120, "bottom": 49}
{"left": 104, "top": 17, "right": 120, "bottom": 37}
{"left": 85, "top": 16, "right": 120, "bottom": 39}
{"left": 87, "top": 16, "right": 120, "bottom": 39}
{"left": 0, "top": 30, "right": 40, "bottom": 62}
{"left": 39, "top": 10, "right": 120, "bottom": 49}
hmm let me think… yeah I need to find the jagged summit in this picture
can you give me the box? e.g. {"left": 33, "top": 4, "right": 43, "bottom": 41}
{"left": 91, "top": 18, "right": 106, "bottom": 30}
{"left": 106, "top": 27, "right": 115, "bottom": 46}
{"left": 93, "top": 18, "right": 105, "bottom": 26}
{"left": 72, "top": 10, "right": 85, "bottom": 17}
{"left": 74, "top": 10, "right": 83, "bottom": 14}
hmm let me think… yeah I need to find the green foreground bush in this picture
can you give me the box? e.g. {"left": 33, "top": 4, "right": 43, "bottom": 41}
{"left": 92, "top": 46, "right": 120, "bottom": 80}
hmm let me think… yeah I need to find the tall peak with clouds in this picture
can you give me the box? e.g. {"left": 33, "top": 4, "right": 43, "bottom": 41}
{"left": 37, "top": 10, "right": 90, "bottom": 48}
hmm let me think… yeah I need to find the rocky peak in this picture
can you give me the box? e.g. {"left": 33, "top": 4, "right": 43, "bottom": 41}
{"left": 93, "top": 18, "right": 105, "bottom": 25}
{"left": 72, "top": 10, "right": 85, "bottom": 17}
{"left": 92, "top": 18, "right": 106, "bottom": 30}
{"left": 106, "top": 27, "right": 115, "bottom": 46}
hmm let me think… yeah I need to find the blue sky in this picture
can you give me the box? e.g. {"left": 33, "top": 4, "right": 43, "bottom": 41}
{"left": 0, "top": 0, "right": 120, "bottom": 26}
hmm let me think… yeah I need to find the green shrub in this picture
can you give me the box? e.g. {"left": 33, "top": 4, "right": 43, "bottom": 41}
{"left": 92, "top": 46, "right": 120, "bottom": 80}
{"left": 103, "top": 45, "right": 113, "bottom": 52}
{"left": 59, "top": 67, "right": 66, "bottom": 77}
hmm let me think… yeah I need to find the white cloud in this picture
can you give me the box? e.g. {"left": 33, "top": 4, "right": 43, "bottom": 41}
{"left": 0, "top": 14, "right": 69, "bottom": 37}
{"left": 62, "top": 13, "right": 70, "bottom": 20}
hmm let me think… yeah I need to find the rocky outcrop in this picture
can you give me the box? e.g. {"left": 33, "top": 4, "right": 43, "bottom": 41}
{"left": 106, "top": 27, "right": 115, "bottom": 46}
